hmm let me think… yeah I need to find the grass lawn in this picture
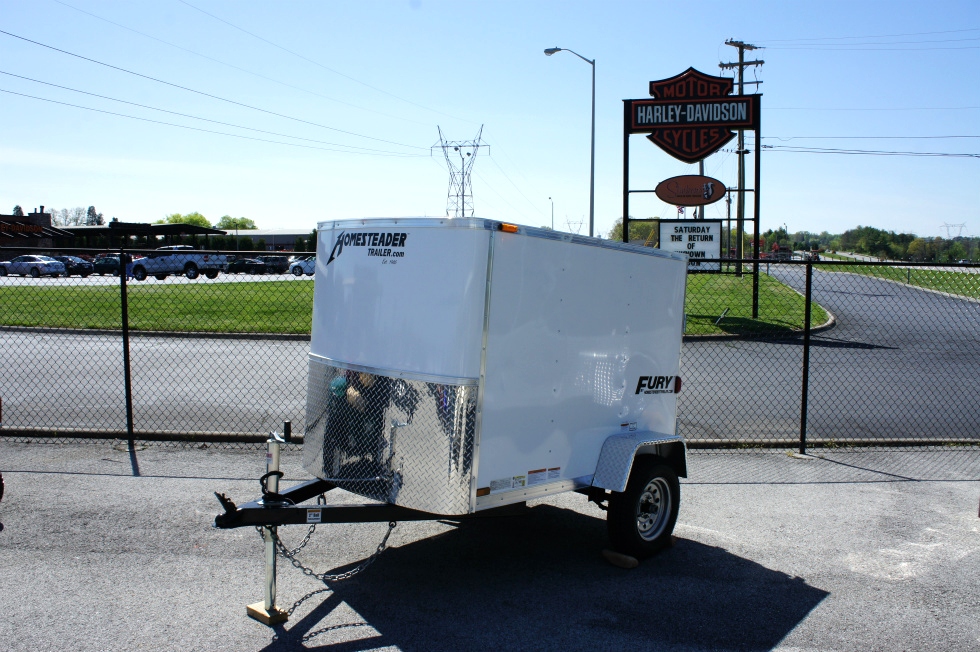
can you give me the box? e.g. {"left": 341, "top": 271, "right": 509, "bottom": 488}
{"left": 820, "top": 261, "right": 980, "bottom": 301}
{"left": 0, "top": 280, "right": 314, "bottom": 334}
{"left": 0, "top": 273, "right": 825, "bottom": 337}
{"left": 685, "top": 271, "right": 828, "bottom": 336}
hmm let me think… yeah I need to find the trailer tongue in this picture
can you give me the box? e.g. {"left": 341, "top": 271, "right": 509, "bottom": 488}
{"left": 215, "top": 218, "right": 689, "bottom": 625}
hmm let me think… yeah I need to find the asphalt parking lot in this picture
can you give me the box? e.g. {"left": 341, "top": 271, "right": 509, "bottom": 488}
{"left": 1, "top": 441, "right": 978, "bottom": 651}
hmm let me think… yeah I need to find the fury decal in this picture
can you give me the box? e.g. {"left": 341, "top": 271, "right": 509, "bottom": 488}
{"left": 635, "top": 376, "right": 677, "bottom": 394}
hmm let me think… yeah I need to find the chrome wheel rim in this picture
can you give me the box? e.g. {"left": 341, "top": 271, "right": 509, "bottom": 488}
{"left": 635, "top": 477, "right": 671, "bottom": 541}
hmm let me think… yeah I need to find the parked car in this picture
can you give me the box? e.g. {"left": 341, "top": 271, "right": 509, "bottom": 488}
{"left": 131, "top": 245, "right": 227, "bottom": 280}
{"left": 256, "top": 255, "right": 289, "bottom": 274}
{"left": 52, "top": 255, "right": 94, "bottom": 277}
{"left": 226, "top": 257, "right": 267, "bottom": 274}
{"left": 289, "top": 257, "right": 315, "bottom": 276}
{"left": 0, "top": 255, "right": 66, "bottom": 278}
{"left": 93, "top": 255, "right": 121, "bottom": 276}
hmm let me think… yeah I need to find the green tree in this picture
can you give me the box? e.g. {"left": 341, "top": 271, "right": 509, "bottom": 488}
{"left": 158, "top": 212, "right": 211, "bottom": 228}
{"left": 12, "top": 205, "right": 24, "bottom": 216}
{"left": 906, "top": 238, "right": 931, "bottom": 261}
{"left": 946, "top": 241, "right": 967, "bottom": 262}
{"left": 607, "top": 218, "right": 656, "bottom": 244}
{"left": 86, "top": 206, "right": 104, "bottom": 225}
{"left": 215, "top": 215, "right": 257, "bottom": 230}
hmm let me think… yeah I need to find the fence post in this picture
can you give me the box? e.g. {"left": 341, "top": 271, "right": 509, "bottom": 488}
{"left": 119, "top": 248, "right": 135, "bottom": 450}
{"left": 799, "top": 261, "right": 813, "bottom": 454}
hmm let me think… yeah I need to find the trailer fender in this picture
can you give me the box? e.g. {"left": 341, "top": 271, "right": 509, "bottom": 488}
{"left": 591, "top": 432, "right": 687, "bottom": 493}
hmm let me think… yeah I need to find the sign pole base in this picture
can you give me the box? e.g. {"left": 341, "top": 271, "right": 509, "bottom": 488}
{"left": 247, "top": 601, "right": 288, "bottom": 626}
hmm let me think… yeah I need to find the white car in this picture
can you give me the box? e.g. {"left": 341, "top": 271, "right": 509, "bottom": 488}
{"left": 0, "top": 255, "right": 66, "bottom": 278}
{"left": 288, "top": 256, "right": 315, "bottom": 276}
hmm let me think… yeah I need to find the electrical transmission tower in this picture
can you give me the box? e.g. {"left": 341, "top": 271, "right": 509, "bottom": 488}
{"left": 940, "top": 223, "right": 967, "bottom": 238}
{"left": 433, "top": 126, "right": 484, "bottom": 218}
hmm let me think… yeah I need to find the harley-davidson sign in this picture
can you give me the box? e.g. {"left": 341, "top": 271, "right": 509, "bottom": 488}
{"left": 655, "top": 175, "right": 726, "bottom": 206}
{"left": 626, "top": 68, "right": 760, "bottom": 163}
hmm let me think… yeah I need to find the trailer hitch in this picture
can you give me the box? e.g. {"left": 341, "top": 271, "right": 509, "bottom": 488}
{"left": 215, "top": 491, "right": 238, "bottom": 516}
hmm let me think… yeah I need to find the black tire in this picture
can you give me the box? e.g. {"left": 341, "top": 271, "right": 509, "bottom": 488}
{"left": 607, "top": 457, "right": 679, "bottom": 558}
{"left": 30, "top": 267, "right": 41, "bottom": 278}
{"left": 184, "top": 264, "right": 199, "bottom": 279}
{"left": 204, "top": 270, "right": 218, "bottom": 279}
{"left": 155, "top": 274, "right": 168, "bottom": 281}
{"left": 132, "top": 266, "right": 148, "bottom": 281}
{"left": 292, "top": 266, "right": 303, "bottom": 276}
{"left": 80, "top": 273, "right": 90, "bottom": 278}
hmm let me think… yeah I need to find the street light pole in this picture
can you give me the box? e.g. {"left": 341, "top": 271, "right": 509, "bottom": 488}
{"left": 545, "top": 47, "right": 595, "bottom": 237}
{"left": 549, "top": 196, "right": 554, "bottom": 230}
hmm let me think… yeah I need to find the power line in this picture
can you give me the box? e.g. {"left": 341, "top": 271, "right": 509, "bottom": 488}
{"left": 50, "top": 0, "right": 434, "bottom": 127}
{"left": 762, "top": 27, "right": 980, "bottom": 42}
{"left": 765, "top": 45, "right": 980, "bottom": 51}
{"left": 0, "top": 88, "right": 426, "bottom": 157}
{"left": 176, "top": 0, "right": 473, "bottom": 124}
{"left": 0, "top": 70, "right": 420, "bottom": 154}
{"left": 0, "top": 29, "right": 427, "bottom": 150}
{"left": 768, "top": 106, "right": 979, "bottom": 111}
{"left": 761, "top": 145, "right": 979, "bottom": 157}
{"left": 766, "top": 135, "right": 980, "bottom": 140}
{"left": 485, "top": 153, "right": 544, "bottom": 218}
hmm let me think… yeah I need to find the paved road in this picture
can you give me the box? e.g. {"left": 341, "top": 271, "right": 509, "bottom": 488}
{"left": 1, "top": 441, "right": 977, "bottom": 651}
{"left": 678, "top": 264, "right": 980, "bottom": 444}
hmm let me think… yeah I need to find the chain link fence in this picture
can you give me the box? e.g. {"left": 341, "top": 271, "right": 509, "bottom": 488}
{"left": 2, "top": 247, "right": 978, "bottom": 454}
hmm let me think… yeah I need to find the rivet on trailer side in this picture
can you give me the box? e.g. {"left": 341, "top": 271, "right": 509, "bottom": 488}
{"left": 214, "top": 217, "right": 689, "bottom": 625}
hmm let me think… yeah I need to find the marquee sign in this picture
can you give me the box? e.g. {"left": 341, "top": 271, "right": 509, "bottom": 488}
{"left": 626, "top": 68, "right": 760, "bottom": 163}
{"left": 658, "top": 219, "right": 722, "bottom": 272}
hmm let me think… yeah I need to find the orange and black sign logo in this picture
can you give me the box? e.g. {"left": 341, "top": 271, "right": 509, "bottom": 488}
{"left": 626, "top": 68, "right": 760, "bottom": 163}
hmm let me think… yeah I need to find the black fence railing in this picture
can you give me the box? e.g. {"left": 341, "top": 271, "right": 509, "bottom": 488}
{"left": 2, "top": 247, "right": 978, "bottom": 451}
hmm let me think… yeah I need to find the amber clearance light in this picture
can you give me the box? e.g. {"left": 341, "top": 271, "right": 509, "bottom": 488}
{"left": 499, "top": 223, "right": 519, "bottom": 233}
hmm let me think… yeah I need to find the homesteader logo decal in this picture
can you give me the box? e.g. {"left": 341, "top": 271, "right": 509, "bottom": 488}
{"left": 327, "top": 231, "right": 409, "bottom": 265}
{"left": 635, "top": 376, "right": 678, "bottom": 395}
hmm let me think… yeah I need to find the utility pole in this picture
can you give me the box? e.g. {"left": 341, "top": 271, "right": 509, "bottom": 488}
{"left": 720, "top": 40, "right": 763, "bottom": 276}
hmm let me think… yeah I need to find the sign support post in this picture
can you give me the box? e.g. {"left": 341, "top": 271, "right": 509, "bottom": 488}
{"left": 621, "top": 67, "right": 762, "bottom": 313}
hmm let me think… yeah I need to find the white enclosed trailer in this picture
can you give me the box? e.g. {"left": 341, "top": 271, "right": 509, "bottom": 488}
{"left": 301, "top": 217, "right": 688, "bottom": 556}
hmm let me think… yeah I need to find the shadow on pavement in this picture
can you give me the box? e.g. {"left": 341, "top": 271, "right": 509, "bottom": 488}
{"left": 264, "top": 504, "right": 828, "bottom": 651}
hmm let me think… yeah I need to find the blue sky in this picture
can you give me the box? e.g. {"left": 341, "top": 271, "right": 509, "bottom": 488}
{"left": 1, "top": 0, "right": 977, "bottom": 239}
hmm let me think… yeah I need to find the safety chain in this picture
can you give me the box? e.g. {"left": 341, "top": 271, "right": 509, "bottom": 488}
{"left": 270, "top": 621, "right": 370, "bottom": 644}
{"left": 256, "top": 518, "right": 397, "bottom": 585}
{"left": 274, "top": 493, "right": 327, "bottom": 557}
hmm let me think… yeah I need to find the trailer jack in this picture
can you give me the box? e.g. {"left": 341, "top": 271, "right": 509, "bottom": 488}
{"left": 215, "top": 425, "right": 530, "bottom": 626}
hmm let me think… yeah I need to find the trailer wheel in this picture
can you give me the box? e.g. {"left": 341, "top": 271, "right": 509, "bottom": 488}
{"left": 607, "top": 457, "right": 679, "bottom": 558}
